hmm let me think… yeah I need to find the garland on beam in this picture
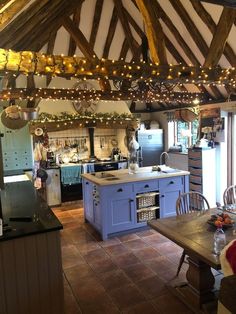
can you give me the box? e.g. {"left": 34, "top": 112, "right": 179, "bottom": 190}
{"left": 29, "top": 111, "right": 138, "bottom": 131}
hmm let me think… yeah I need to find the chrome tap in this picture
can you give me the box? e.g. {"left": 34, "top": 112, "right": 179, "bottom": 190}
{"left": 160, "top": 151, "right": 169, "bottom": 165}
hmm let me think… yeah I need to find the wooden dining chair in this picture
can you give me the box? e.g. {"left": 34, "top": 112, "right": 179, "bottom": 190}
{"left": 223, "top": 185, "right": 236, "bottom": 206}
{"left": 176, "top": 191, "right": 210, "bottom": 276}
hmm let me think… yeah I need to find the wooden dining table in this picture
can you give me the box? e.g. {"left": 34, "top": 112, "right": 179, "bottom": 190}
{"left": 148, "top": 208, "right": 236, "bottom": 312}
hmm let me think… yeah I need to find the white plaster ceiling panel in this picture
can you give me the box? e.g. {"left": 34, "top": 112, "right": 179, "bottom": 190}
{"left": 158, "top": 0, "right": 205, "bottom": 65}
{"left": 54, "top": 26, "right": 70, "bottom": 56}
{"left": 93, "top": 0, "right": 114, "bottom": 58}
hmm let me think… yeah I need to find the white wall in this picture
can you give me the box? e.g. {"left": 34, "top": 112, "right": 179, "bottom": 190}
{"left": 215, "top": 111, "right": 228, "bottom": 204}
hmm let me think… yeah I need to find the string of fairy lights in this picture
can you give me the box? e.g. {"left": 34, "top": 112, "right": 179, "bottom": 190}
{"left": 0, "top": 48, "right": 235, "bottom": 86}
{"left": 0, "top": 87, "right": 206, "bottom": 105}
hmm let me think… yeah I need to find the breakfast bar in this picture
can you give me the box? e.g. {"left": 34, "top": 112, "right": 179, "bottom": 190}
{"left": 0, "top": 179, "right": 63, "bottom": 314}
{"left": 82, "top": 166, "right": 189, "bottom": 240}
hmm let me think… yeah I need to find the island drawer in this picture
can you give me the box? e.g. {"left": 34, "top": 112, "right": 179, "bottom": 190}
{"left": 159, "top": 176, "right": 183, "bottom": 192}
{"left": 106, "top": 183, "right": 133, "bottom": 196}
{"left": 134, "top": 180, "right": 159, "bottom": 193}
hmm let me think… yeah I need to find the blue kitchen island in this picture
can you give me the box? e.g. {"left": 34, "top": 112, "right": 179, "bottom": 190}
{"left": 82, "top": 167, "right": 189, "bottom": 240}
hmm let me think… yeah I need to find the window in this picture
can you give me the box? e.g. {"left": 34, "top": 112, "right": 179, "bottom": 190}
{"left": 175, "top": 119, "right": 199, "bottom": 152}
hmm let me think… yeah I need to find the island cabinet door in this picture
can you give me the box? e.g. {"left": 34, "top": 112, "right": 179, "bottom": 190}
{"left": 105, "top": 184, "right": 135, "bottom": 233}
{"left": 159, "top": 176, "right": 184, "bottom": 218}
{"left": 83, "top": 179, "right": 94, "bottom": 223}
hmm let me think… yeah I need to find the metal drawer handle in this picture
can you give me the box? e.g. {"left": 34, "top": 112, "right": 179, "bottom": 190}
{"left": 144, "top": 184, "right": 149, "bottom": 188}
{"left": 117, "top": 188, "right": 123, "bottom": 192}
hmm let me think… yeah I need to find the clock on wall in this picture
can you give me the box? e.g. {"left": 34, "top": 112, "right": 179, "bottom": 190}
{"left": 72, "top": 81, "right": 98, "bottom": 113}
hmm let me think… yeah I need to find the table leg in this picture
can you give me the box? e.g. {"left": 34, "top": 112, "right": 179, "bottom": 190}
{"left": 170, "top": 255, "right": 216, "bottom": 312}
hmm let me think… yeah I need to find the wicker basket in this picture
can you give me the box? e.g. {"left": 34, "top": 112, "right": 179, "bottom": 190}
{"left": 137, "top": 193, "right": 156, "bottom": 209}
{"left": 137, "top": 207, "right": 157, "bottom": 222}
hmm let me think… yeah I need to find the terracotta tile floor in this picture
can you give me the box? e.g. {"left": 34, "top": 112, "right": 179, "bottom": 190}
{"left": 53, "top": 201, "right": 221, "bottom": 314}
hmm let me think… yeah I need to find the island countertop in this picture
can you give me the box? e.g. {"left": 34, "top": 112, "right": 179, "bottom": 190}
{"left": 0, "top": 180, "right": 63, "bottom": 241}
{"left": 82, "top": 166, "right": 190, "bottom": 186}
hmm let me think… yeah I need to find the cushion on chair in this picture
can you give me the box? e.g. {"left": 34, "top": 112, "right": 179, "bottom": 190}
{"left": 218, "top": 240, "right": 236, "bottom": 314}
{"left": 220, "top": 239, "right": 236, "bottom": 277}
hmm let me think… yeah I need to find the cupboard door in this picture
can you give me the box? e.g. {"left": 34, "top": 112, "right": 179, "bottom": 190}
{"left": 159, "top": 177, "right": 184, "bottom": 218}
{"left": 106, "top": 184, "right": 135, "bottom": 233}
{"left": 107, "top": 197, "right": 135, "bottom": 233}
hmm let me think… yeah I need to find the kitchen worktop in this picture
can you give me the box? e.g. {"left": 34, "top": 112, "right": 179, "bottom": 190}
{"left": 0, "top": 180, "right": 63, "bottom": 241}
{"left": 82, "top": 166, "right": 190, "bottom": 186}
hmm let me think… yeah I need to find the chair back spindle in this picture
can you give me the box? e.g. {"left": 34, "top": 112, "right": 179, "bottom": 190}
{"left": 223, "top": 185, "right": 236, "bottom": 206}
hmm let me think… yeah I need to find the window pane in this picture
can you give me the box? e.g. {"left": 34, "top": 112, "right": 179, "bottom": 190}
{"left": 191, "top": 119, "right": 199, "bottom": 144}
{"left": 177, "top": 121, "right": 189, "bottom": 152}
{"left": 176, "top": 119, "right": 199, "bottom": 152}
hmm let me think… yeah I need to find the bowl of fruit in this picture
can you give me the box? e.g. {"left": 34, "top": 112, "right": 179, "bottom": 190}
{"left": 207, "top": 212, "right": 234, "bottom": 229}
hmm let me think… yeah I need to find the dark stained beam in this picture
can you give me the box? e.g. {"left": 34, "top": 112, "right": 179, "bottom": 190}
{"left": 0, "top": 0, "right": 75, "bottom": 50}
{"left": 0, "top": 0, "right": 31, "bottom": 30}
{"left": 204, "top": 7, "right": 236, "bottom": 68}
{"left": 102, "top": 7, "right": 118, "bottom": 59}
{"left": 46, "top": 30, "right": 57, "bottom": 86}
{"left": 26, "top": 74, "right": 36, "bottom": 108}
{"left": 169, "top": 0, "right": 224, "bottom": 99}
{"left": 196, "top": 0, "right": 236, "bottom": 8}
{"left": 119, "top": 38, "right": 130, "bottom": 60}
{"left": 62, "top": 16, "right": 98, "bottom": 61}
{"left": 0, "top": 0, "right": 51, "bottom": 48}
{"left": 68, "top": 4, "right": 83, "bottom": 56}
{"left": 190, "top": 0, "right": 236, "bottom": 66}
{"left": 113, "top": 0, "right": 139, "bottom": 58}
{"left": 135, "top": 0, "right": 168, "bottom": 64}
{"left": 0, "top": 88, "right": 207, "bottom": 105}
{"left": 89, "top": 0, "right": 104, "bottom": 50}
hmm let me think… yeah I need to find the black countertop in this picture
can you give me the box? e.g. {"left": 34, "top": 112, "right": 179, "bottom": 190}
{"left": 0, "top": 181, "right": 63, "bottom": 242}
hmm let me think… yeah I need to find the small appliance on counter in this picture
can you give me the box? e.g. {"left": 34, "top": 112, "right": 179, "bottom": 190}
{"left": 111, "top": 147, "right": 121, "bottom": 160}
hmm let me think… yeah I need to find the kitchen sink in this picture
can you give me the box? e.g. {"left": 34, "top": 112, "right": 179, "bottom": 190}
{"left": 105, "top": 177, "right": 120, "bottom": 181}
{"left": 161, "top": 168, "right": 182, "bottom": 174}
{"left": 91, "top": 172, "right": 116, "bottom": 179}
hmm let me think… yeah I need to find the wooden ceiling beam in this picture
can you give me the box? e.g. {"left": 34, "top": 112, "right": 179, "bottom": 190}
{"left": 62, "top": 16, "right": 98, "bottom": 61}
{"left": 135, "top": 0, "right": 167, "bottom": 65}
{"left": 196, "top": 0, "right": 236, "bottom": 8}
{"left": 119, "top": 38, "right": 130, "bottom": 60}
{"left": 0, "top": 88, "right": 207, "bottom": 104}
{"left": 0, "top": 49, "right": 234, "bottom": 89}
{"left": 169, "top": 0, "right": 209, "bottom": 57}
{"left": 113, "top": 0, "right": 139, "bottom": 59}
{"left": 0, "top": 0, "right": 78, "bottom": 52}
{"left": 89, "top": 0, "right": 103, "bottom": 50}
{"left": 26, "top": 74, "right": 37, "bottom": 108}
{"left": 190, "top": 0, "right": 236, "bottom": 66}
{"left": 46, "top": 31, "right": 57, "bottom": 86}
{"left": 102, "top": 7, "right": 118, "bottom": 59}
{"left": 169, "top": 0, "right": 224, "bottom": 99}
{"left": 154, "top": 2, "right": 200, "bottom": 66}
{"left": 68, "top": 4, "right": 83, "bottom": 57}
{"left": 0, "top": 0, "right": 59, "bottom": 48}
{"left": 204, "top": 7, "right": 236, "bottom": 68}
{"left": 143, "top": 2, "right": 210, "bottom": 96}
{"left": 0, "top": 0, "right": 31, "bottom": 31}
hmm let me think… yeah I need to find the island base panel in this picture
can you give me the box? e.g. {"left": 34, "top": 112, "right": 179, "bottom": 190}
{"left": 0, "top": 231, "right": 64, "bottom": 314}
